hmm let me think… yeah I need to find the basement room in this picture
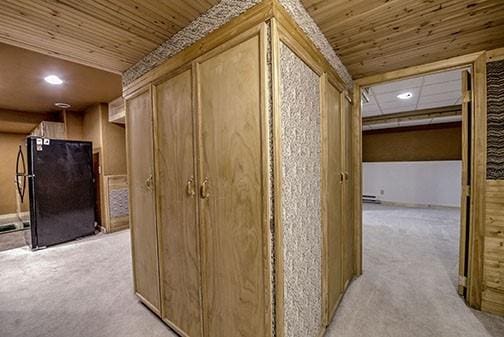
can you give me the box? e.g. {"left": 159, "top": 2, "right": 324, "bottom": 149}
{"left": 0, "top": 1, "right": 503, "bottom": 337}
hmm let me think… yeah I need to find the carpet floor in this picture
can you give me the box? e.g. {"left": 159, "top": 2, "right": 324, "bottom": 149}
{"left": 0, "top": 231, "right": 177, "bottom": 337}
{"left": 326, "top": 204, "right": 504, "bottom": 337}
{"left": 0, "top": 205, "right": 503, "bottom": 337}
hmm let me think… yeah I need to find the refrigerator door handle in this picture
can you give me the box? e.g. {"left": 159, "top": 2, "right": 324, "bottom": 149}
{"left": 16, "top": 145, "right": 27, "bottom": 203}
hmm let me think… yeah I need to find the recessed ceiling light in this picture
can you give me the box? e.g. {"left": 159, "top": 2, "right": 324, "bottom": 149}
{"left": 54, "top": 102, "right": 71, "bottom": 109}
{"left": 397, "top": 92, "right": 413, "bottom": 100}
{"left": 44, "top": 75, "right": 63, "bottom": 85}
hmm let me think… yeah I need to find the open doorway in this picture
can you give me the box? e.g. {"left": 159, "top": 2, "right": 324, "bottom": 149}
{"left": 360, "top": 67, "right": 471, "bottom": 296}
{"left": 348, "top": 65, "right": 495, "bottom": 335}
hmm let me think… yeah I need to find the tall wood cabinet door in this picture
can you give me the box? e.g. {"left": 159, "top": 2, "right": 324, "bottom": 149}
{"left": 126, "top": 89, "right": 161, "bottom": 313}
{"left": 326, "top": 82, "right": 343, "bottom": 321}
{"left": 197, "top": 33, "right": 269, "bottom": 337}
{"left": 341, "top": 95, "right": 354, "bottom": 288}
{"left": 155, "top": 70, "right": 203, "bottom": 337}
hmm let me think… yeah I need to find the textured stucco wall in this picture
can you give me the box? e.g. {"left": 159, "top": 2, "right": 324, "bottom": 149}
{"left": 279, "top": 42, "right": 322, "bottom": 337}
{"left": 487, "top": 60, "right": 504, "bottom": 180}
{"left": 122, "top": 0, "right": 261, "bottom": 85}
{"left": 277, "top": 0, "right": 352, "bottom": 87}
{"left": 122, "top": 0, "right": 352, "bottom": 88}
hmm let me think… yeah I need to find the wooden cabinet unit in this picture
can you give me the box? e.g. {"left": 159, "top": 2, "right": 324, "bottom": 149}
{"left": 124, "top": 4, "right": 356, "bottom": 337}
{"left": 125, "top": 89, "right": 161, "bottom": 314}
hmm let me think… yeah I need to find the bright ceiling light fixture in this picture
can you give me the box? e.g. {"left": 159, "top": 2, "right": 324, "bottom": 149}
{"left": 44, "top": 75, "right": 63, "bottom": 85}
{"left": 397, "top": 92, "right": 413, "bottom": 100}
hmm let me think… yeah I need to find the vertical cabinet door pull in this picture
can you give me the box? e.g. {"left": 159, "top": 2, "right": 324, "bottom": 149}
{"left": 340, "top": 172, "right": 345, "bottom": 183}
{"left": 200, "top": 178, "right": 210, "bottom": 199}
{"left": 186, "top": 176, "right": 196, "bottom": 197}
{"left": 145, "top": 174, "right": 153, "bottom": 191}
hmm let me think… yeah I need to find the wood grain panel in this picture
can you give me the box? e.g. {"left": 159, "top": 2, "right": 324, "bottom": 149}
{"left": 302, "top": 0, "right": 504, "bottom": 78}
{"left": 155, "top": 70, "right": 203, "bottom": 337}
{"left": 197, "top": 34, "right": 269, "bottom": 337}
{"left": 0, "top": 0, "right": 219, "bottom": 73}
{"left": 342, "top": 94, "right": 354, "bottom": 288}
{"left": 125, "top": 88, "right": 161, "bottom": 313}
{"left": 484, "top": 180, "right": 504, "bottom": 295}
{"left": 363, "top": 123, "right": 462, "bottom": 162}
{"left": 326, "top": 81, "right": 343, "bottom": 320}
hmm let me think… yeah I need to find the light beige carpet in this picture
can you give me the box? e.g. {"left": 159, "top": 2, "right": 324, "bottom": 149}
{"left": 0, "top": 206, "right": 503, "bottom": 337}
{"left": 326, "top": 204, "right": 504, "bottom": 337}
{"left": 0, "top": 231, "right": 177, "bottom": 337}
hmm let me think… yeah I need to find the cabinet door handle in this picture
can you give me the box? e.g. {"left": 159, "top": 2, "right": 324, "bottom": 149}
{"left": 145, "top": 174, "right": 153, "bottom": 191}
{"left": 200, "top": 178, "right": 210, "bottom": 199}
{"left": 340, "top": 172, "right": 345, "bottom": 183}
{"left": 186, "top": 176, "right": 196, "bottom": 197}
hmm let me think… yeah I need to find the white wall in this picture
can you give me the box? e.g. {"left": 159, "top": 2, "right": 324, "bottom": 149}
{"left": 363, "top": 161, "right": 462, "bottom": 207}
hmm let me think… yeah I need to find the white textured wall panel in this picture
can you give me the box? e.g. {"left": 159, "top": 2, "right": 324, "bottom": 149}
{"left": 363, "top": 161, "right": 462, "bottom": 207}
{"left": 280, "top": 42, "right": 322, "bottom": 337}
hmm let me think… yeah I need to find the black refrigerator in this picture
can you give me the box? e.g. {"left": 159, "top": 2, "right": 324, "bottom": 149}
{"left": 16, "top": 137, "right": 95, "bottom": 249}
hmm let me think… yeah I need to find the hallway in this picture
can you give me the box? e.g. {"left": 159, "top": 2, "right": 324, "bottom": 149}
{"left": 327, "top": 204, "right": 504, "bottom": 337}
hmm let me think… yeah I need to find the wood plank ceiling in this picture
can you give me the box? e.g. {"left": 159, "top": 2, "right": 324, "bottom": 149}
{"left": 0, "top": 0, "right": 219, "bottom": 74}
{"left": 302, "top": 0, "right": 504, "bottom": 78}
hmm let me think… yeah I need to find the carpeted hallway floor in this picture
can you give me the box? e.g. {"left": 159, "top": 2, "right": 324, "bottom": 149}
{"left": 0, "top": 205, "right": 503, "bottom": 337}
{"left": 327, "top": 204, "right": 504, "bottom": 337}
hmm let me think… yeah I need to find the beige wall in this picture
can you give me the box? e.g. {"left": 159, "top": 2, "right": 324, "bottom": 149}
{"left": 100, "top": 105, "right": 126, "bottom": 176}
{"left": 82, "top": 104, "right": 103, "bottom": 151}
{"left": 0, "top": 133, "right": 29, "bottom": 215}
{"left": 64, "top": 111, "right": 84, "bottom": 140}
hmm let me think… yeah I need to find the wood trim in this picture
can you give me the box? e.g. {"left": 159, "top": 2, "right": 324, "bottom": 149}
{"left": 271, "top": 18, "right": 285, "bottom": 337}
{"left": 136, "top": 292, "right": 161, "bottom": 317}
{"left": 356, "top": 51, "right": 484, "bottom": 87}
{"left": 259, "top": 22, "right": 274, "bottom": 337}
{"left": 123, "top": 0, "right": 275, "bottom": 98}
{"left": 458, "top": 70, "right": 470, "bottom": 296}
{"left": 352, "top": 84, "right": 363, "bottom": 276}
{"left": 467, "top": 53, "right": 487, "bottom": 309}
{"left": 363, "top": 105, "right": 462, "bottom": 126}
{"left": 486, "top": 47, "right": 504, "bottom": 63}
{"left": 353, "top": 51, "right": 489, "bottom": 309}
{"left": 150, "top": 82, "right": 164, "bottom": 320}
{"left": 192, "top": 60, "right": 206, "bottom": 337}
{"left": 320, "top": 73, "right": 329, "bottom": 327}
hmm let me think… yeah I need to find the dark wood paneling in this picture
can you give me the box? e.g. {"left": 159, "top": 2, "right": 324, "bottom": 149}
{"left": 363, "top": 122, "right": 462, "bottom": 162}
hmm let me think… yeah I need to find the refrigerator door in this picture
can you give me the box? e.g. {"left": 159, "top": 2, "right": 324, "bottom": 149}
{"left": 27, "top": 137, "right": 95, "bottom": 248}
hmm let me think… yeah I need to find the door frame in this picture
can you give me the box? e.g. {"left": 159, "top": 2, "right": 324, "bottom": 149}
{"left": 352, "top": 51, "right": 488, "bottom": 309}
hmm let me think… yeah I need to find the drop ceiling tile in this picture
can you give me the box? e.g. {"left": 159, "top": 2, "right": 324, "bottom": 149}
{"left": 376, "top": 87, "right": 422, "bottom": 104}
{"left": 363, "top": 109, "right": 382, "bottom": 117}
{"left": 418, "top": 91, "right": 461, "bottom": 105}
{"left": 371, "top": 77, "right": 423, "bottom": 94}
{"left": 416, "top": 99, "right": 456, "bottom": 110}
{"left": 423, "top": 70, "right": 462, "bottom": 85}
{"left": 421, "top": 80, "right": 460, "bottom": 96}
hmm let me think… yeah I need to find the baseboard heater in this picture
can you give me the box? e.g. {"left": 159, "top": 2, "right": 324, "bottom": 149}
{"left": 363, "top": 195, "right": 381, "bottom": 204}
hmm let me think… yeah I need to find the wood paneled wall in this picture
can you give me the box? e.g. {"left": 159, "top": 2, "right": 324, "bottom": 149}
{"left": 363, "top": 123, "right": 462, "bottom": 162}
{"left": 482, "top": 55, "right": 504, "bottom": 316}
{"left": 0, "top": 133, "right": 29, "bottom": 215}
